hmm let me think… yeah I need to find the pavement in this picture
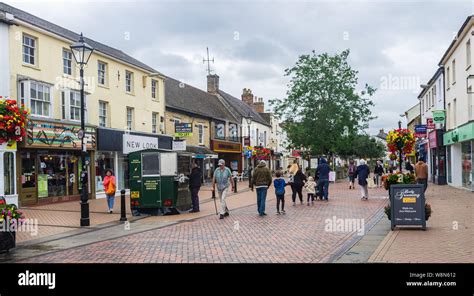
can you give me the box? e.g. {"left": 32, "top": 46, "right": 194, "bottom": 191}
{"left": 2, "top": 180, "right": 472, "bottom": 263}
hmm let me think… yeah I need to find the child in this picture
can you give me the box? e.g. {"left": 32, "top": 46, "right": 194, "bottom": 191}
{"left": 304, "top": 176, "right": 317, "bottom": 205}
{"left": 273, "top": 171, "right": 287, "bottom": 214}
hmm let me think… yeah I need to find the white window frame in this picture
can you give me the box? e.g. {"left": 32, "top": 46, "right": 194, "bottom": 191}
{"left": 22, "top": 34, "right": 36, "bottom": 66}
{"left": 63, "top": 49, "right": 72, "bottom": 75}
{"left": 60, "top": 89, "right": 88, "bottom": 122}
{"left": 447, "top": 66, "right": 450, "bottom": 88}
{"left": 125, "top": 71, "right": 133, "bottom": 93}
{"left": 18, "top": 80, "right": 53, "bottom": 118}
{"left": 198, "top": 124, "right": 204, "bottom": 145}
{"left": 151, "top": 79, "right": 158, "bottom": 99}
{"left": 152, "top": 112, "right": 158, "bottom": 134}
{"left": 98, "top": 61, "right": 107, "bottom": 86}
{"left": 452, "top": 60, "right": 456, "bottom": 84}
{"left": 127, "top": 107, "right": 134, "bottom": 130}
{"left": 99, "top": 101, "right": 108, "bottom": 127}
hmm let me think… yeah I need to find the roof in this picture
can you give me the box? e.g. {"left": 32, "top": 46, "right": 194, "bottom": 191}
{"left": 259, "top": 113, "right": 272, "bottom": 125}
{"left": 438, "top": 15, "right": 473, "bottom": 66}
{"left": 0, "top": 2, "right": 159, "bottom": 73}
{"left": 217, "top": 90, "right": 271, "bottom": 126}
{"left": 164, "top": 76, "right": 237, "bottom": 123}
{"left": 186, "top": 145, "right": 217, "bottom": 155}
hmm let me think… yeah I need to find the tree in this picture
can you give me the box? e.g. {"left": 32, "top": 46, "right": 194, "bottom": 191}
{"left": 271, "top": 49, "right": 376, "bottom": 158}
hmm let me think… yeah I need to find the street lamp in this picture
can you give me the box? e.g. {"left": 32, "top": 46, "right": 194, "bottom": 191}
{"left": 70, "top": 33, "right": 94, "bottom": 227}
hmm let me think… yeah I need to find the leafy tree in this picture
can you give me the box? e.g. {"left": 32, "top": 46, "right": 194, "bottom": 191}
{"left": 271, "top": 49, "right": 376, "bottom": 158}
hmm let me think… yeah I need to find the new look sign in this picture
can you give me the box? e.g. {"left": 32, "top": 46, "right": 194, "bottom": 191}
{"left": 123, "top": 134, "right": 159, "bottom": 154}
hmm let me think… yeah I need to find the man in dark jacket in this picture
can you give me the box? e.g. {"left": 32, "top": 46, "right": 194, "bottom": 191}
{"left": 189, "top": 163, "right": 202, "bottom": 212}
{"left": 252, "top": 160, "right": 273, "bottom": 216}
{"left": 315, "top": 158, "right": 331, "bottom": 201}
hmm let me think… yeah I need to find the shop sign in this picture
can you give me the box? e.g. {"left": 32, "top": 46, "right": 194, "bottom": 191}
{"left": 426, "top": 118, "right": 435, "bottom": 129}
{"left": 414, "top": 124, "right": 427, "bottom": 138}
{"left": 390, "top": 184, "right": 426, "bottom": 230}
{"left": 432, "top": 110, "right": 446, "bottom": 125}
{"left": 24, "top": 120, "right": 96, "bottom": 150}
{"left": 212, "top": 140, "right": 242, "bottom": 153}
{"left": 428, "top": 131, "right": 438, "bottom": 148}
{"left": 123, "top": 134, "right": 159, "bottom": 154}
{"left": 172, "top": 140, "right": 186, "bottom": 151}
{"left": 175, "top": 123, "right": 193, "bottom": 137}
{"left": 0, "top": 141, "right": 17, "bottom": 151}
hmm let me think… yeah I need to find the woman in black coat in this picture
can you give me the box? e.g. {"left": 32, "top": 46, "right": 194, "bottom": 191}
{"left": 292, "top": 169, "right": 307, "bottom": 205}
{"left": 354, "top": 159, "right": 370, "bottom": 201}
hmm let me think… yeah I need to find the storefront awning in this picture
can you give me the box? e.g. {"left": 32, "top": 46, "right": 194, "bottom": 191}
{"left": 186, "top": 145, "right": 218, "bottom": 158}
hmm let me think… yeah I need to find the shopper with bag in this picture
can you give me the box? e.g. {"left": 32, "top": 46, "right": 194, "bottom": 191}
{"left": 103, "top": 169, "right": 116, "bottom": 213}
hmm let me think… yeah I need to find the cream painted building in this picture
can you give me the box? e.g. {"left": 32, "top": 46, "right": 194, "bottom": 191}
{"left": 0, "top": 3, "right": 170, "bottom": 206}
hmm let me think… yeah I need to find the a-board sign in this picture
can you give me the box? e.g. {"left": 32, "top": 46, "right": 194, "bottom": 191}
{"left": 389, "top": 184, "right": 426, "bottom": 230}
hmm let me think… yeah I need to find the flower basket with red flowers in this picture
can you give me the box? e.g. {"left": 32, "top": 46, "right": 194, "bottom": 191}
{"left": 386, "top": 128, "right": 415, "bottom": 155}
{"left": 0, "top": 196, "right": 25, "bottom": 252}
{"left": 0, "top": 97, "right": 30, "bottom": 144}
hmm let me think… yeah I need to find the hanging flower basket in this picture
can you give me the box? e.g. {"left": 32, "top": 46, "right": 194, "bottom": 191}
{"left": 0, "top": 198, "right": 25, "bottom": 253}
{"left": 386, "top": 128, "right": 415, "bottom": 154}
{"left": 0, "top": 98, "right": 30, "bottom": 144}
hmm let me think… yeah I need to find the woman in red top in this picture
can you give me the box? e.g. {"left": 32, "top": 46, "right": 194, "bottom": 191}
{"left": 103, "top": 169, "right": 116, "bottom": 214}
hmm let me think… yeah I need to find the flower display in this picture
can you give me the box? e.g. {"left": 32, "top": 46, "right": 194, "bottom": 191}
{"left": 0, "top": 204, "right": 25, "bottom": 224}
{"left": 0, "top": 97, "right": 30, "bottom": 144}
{"left": 386, "top": 128, "right": 415, "bottom": 154}
{"left": 252, "top": 146, "right": 272, "bottom": 160}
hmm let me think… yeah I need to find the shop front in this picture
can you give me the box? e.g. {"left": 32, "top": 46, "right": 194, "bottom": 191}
{"left": 0, "top": 142, "right": 18, "bottom": 206}
{"left": 428, "top": 129, "right": 446, "bottom": 185}
{"left": 211, "top": 139, "right": 242, "bottom": 173}
{"left": 444, "top": 122, "right": 474, "bottom": 190}
{"left": 95, "top": 128, "right": 173, "bottom": 197}
{"left": 17, "top": 119, "right": 96, "bottom": 206}
{"left": 185, "top": 145, "right": 217, "bottom": 183}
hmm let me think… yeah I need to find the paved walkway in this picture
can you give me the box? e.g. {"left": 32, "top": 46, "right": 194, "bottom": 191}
{"left": 16, "top": 183, "right": 388, "bottom": 263}
{"left": 369, "top": 183, "right": 474, "bottom": 263}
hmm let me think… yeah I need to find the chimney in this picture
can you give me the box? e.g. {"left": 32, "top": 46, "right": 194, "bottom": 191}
{"left": 241, "top": 88, "right": 254, "bottom": 106}
{"left": 253, "top": 97, "right": 265, "bottom": 113}
{"left": 207, "top": 74, "right": 219, "bottom": 93}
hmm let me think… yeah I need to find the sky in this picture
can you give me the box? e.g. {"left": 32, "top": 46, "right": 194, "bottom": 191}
{"left": 3, "top": 0, "right": 473, "bottom": 135}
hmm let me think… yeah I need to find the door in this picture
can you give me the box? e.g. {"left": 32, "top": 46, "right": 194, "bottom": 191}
{"left": 19, "top": 151, "right": 37, "bottom": 205}
{"left": 141, "top": 152, "right": 161, "bottom": 207}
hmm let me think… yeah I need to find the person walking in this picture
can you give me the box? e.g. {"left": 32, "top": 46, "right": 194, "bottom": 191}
{"left": 103, "top": 169, "right": 116, "bottom": 214}
{"left": 374, "top": 160, "right": 385, "bottom": 188}
{"left": 188, "top": 162, "right": 202, "bottom": 213}
{"left": 252, "top": 160, "right": 273, "bottom": 216}
{"left": 415, "top": 158, "right": 429, "bottom": 193}
{"left": 212, "top": 159, "right": 234, "bottom": 220}
{"left": 315, "top": 158, "right": 331, "bottom": 201}
{"left": 292, "top": 169, "right": 307, "bottom": 205}
{"left": 273, "top": 171, "right": 288, "bottom": 214}
{"left": 405, "top": 160, "right": 415, "bottom": 174}
{"left": 348, "top": 160, "right": 357, "bottom": 189}
{"left": 304, "top": 176, "right": 317, "bottom": 205}
{"left": 354, "top": 159, "right": 370, "bottom": 200}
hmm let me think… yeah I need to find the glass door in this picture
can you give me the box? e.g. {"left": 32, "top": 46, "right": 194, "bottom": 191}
{"left": 19, "top": 151, "right": 37, "bottom": 205}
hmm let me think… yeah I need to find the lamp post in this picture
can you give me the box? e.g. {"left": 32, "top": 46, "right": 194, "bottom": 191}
{"left": 245, "top": 114, "right": 252, "bottom": 187}
{"left": 70, "top": 33, "right": 94, "bottom": 227}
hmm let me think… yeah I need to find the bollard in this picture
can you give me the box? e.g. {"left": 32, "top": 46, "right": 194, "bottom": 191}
{"left": 234, "top": 177, "right": 237, "bottom": 193}
{"left": 120, "top": 189, "right": 127, "bottom": 222}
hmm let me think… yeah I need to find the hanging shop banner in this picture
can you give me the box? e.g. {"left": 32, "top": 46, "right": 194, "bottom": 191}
{"left": 175, "top": 123, "right": 193, "bottom": 137}
{"left": 432, "top": 110, "right": 446, "bottom": 125}
{"left": 426, "top": 118, "right": 435, "bottom": 130}
{"left": 123, "top": 134, "right": 159, "bottom": 154}
{"left": 414, "top": 124, "right": 427, "bottom": 138}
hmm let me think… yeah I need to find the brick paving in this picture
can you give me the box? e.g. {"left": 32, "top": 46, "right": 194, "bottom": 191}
{"left": 369, "top": 183, "right": 474, "bottom": 263}
{"left": 21, "top": 182, "right": 388, "bottom": 263}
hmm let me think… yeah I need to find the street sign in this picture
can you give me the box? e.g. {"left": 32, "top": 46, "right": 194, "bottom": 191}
{"left": 390, "top": 184, "right": 426, "bottom": 230}
{"left": 432, "top": 110, "right": 446, "bottom": 125}
{"left": 426, "top": 118, "right": 435, "bottom": 129}
{"left": 414, "top": 124, "right": 427, "bottom": 138}
{"left": 174, "top": 123, "right": 193, "bottom": 137}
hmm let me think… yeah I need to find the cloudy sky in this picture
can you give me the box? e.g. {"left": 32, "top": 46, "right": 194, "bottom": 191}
{"left": 4, "top": 0, "right": 472, "bottom": 134}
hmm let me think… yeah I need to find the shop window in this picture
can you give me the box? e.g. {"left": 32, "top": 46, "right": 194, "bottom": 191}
{"left": 38, "top": 154, "right": 67, "bottom": 198}
{"left": 4, "top": 152, "right": 15, "bottom": 195}
{"left": 461, "top": 141, "right": 472, "bottom": 189}
{"left": 447, "top": 146, "right": 452, "bottom": 183}
{"left": 142, "top": 153, "right": 160, "bottom": 176}
{"left": 21, "top": 153, "right": 36, "bottom": 189}
{"left": 95, "top": 152, "right": 115, "bottom": 192}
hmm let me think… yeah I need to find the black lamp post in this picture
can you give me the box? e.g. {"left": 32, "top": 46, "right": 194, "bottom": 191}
{"left": 245, "top": 113, "right": 252, "bottom": 187}
{"left": 398, "top": 120, "right": 403, "bottom": 172}
{"left": 70, "top": 33, "right": 94, "bottom": 227}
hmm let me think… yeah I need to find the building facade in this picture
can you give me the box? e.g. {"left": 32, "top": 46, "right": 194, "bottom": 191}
{"left": 440, "top": 15, "right": 473, "bottom": 190}
{"left": 0, "top": 3, "right": 167, "bottom": 205}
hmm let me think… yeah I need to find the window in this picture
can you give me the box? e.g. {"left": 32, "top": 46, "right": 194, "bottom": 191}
{"left": 467, "top": 40, "right": 471, "bottom": 68}
{"left": 26, "top": 81, "right": 51, "bottom": 117}
{"left": 453, "top": 98, "right": 457, "bottom": 127}
{"left": 4, "top": 152, "right": 15, "bottom": 195}
{"left": 126, "top": 107, "right": 134, "bottom": 130}
{"left": 22, "top": 34, "right": 36, "bottom": 65}
{"left": 152, "top": 112, "right": 158, "bottom": 134}
{"left": 63, "top": 49, "right": 72, "bottom": 75}
{"left": 447, "top": 103, "right": 451, "bottom": 129}
{"left": 142, "top": 153, "right": 160, "bottom": 176}
{"left": 432, "top": 86, "right": 436, "bottom": 106}
{"left": 125, "top": 71, "right": 133, "bottom": 93}
{"left": 452, "top": 60, "right": 456, "bottom": 84}
{"left": 151, "top": 80, "right": 157, "bottom": 99}
{"left": 69, "top": 91, "right": 81, "bottom": 121}
{"left": 264, "top": 131, "right": 267, "bottom": 147}
{"left": 447, "top": 67, "right": 450, "bottom": 87}
{"left": 425, "top": 95, "right": 428, "bottom": 111}
{"left": 99, "top": 101, "right": 107, "bottom": 127}
{"left": 198, "top": 124, "right": 204, "bottom": 145}
{"left": 98, "top": 62, "right": 107, "bottom": 85}
{"left": 421, "top": 99, "right": 424, "bottom": 115}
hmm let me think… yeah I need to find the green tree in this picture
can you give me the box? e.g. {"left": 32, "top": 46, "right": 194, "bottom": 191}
{"left": 271, "top": 49, "right": 376, "bottom": 158}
